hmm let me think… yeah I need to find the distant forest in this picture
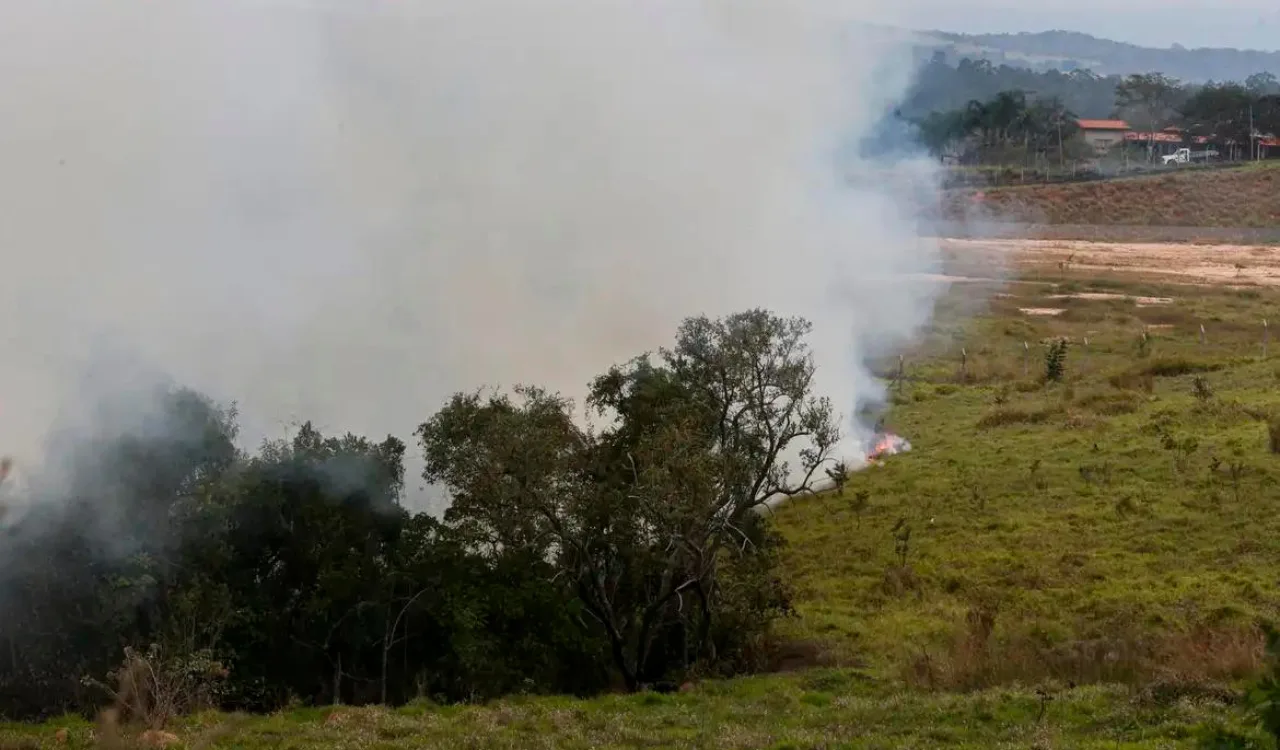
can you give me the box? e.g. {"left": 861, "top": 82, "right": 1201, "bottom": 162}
{"left": 918, "top": 30, "right": 1280, "bottom": 83}
{"left": 898, "top": 54, "right": 1280, "bottom": 121}
{"left": 898, "top": 55, "right": 1122, "bottom": 121}
{"left": 879, "top": 57, "right": 1280, "bottom": 172}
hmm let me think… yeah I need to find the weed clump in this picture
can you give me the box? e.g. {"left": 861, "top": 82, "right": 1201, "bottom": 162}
{"left": 86, "top": 644, "right": 228, "bottom": 732}
{"left": 1044, "top": 339, "right": 1068, "bottom": 382}
{"left": 850, "top": 490, "right": 870, "bottom": 527}
{"left": 977, "top": 404, "right": 1065, "bottom": 429}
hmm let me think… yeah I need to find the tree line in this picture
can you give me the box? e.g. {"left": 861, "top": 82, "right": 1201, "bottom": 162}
{"left": 899, "top": 55, "right": 1125, "bottom": 123}
{"left": 0, "top": 309, "right": 837, "bottom": 720}
{"left": 911, "top": 89, "right": 1088, "bottom": 167}
{"left": 906, "top": 64, "right": 1280, "bottom": 165}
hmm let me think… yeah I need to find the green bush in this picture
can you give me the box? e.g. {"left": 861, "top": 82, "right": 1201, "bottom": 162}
{"left": 1045, "top": 339, "right": 1069, "bottom": 382}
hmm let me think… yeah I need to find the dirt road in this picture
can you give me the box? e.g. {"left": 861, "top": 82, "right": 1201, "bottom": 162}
{"left": 936, "top": 237, "right": 1280, "bottom": 287}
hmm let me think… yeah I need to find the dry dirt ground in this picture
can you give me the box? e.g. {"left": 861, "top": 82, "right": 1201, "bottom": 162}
{"left": 941, "top": 162, "right": 1280, "bottom": 228}
{"left": 936, "top": 237, "right": 1280, "bottom": 287}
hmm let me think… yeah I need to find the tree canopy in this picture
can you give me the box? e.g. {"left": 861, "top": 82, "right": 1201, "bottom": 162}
{"left": 0, "top": 308, "right": 834, "bottom": 719}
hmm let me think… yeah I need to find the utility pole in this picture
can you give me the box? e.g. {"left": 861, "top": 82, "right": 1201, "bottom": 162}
{"left": 1057, "top": 110, "right": 1065, "bottom": 169}
{"left": 1251, "top": 103, "right": 1259, "bottom": 162}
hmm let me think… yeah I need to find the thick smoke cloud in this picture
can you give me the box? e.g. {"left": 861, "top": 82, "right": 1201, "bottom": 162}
{"left": 0, "top": 0, "right": 945, "bottom": 515}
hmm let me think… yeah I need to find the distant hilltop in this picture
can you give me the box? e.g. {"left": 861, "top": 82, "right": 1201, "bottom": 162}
{"left": 906, "top": 29, "right": 1280, "bottom": 82}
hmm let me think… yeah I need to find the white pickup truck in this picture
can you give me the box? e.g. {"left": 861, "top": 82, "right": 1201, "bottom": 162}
{"left": 1162, "top": 147, "right": 1220, "bottom": 165}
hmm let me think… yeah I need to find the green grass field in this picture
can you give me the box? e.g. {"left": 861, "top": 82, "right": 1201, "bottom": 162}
{"left": 0, "top": 678, "right": 1265, "bottom": 749}
{"left": 778, "top": 274, "right": 1280, "bottom": 688}
{"left": 7, "top": 265, "right": 1280, "bottom": 748}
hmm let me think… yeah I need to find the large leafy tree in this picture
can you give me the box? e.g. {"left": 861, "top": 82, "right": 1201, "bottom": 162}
{"left": 915, "top": 90, "right": 1083, "bottom": 165}
{"left": 914, "top": 109, "right": 969, "bottom": 161}
{"left": 1180, "top": 83, "right": 1254, "bottom": 156}
{"left": 419, "top": 309, "right": 836, "bottom": 689}
{"left": 1115, "top": 73, "right": 1184, "bottom": 160}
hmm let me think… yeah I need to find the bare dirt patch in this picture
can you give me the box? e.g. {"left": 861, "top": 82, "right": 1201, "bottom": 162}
{"left": 1046, "top": 292, "right": 1174, "bottom": 305}
{"left": 936, "top": 238, "right": 1280, "bottom": 287}
{"left": 1020, "top": 308, "right": 1066, "bottom": 316}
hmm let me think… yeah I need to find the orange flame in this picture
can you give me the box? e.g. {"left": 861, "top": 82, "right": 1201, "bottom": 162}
{"left": 866, "top": 433, "right": 910, "bottom": 463}
{"left": 867, "top": 435, "right": 894, "bottom": 461}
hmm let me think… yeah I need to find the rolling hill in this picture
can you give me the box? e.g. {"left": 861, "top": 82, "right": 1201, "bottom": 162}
{"left": 914, "top": 29, "right": 1280, "bottom": 82}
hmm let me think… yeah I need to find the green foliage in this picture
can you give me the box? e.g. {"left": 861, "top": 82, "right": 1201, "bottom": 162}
{"left": 1245, "top": 624, "right": 1280, "bottom": 742}
{"left": 909, "top": 87, "right": 1084, "bottom": 165}
{"left": 1044, "top": 339, "right": 1069, "bottom": 382}
{"left": 0, "top": 308, "right": 838, "bottom": 718}
{"left": 825, "top": 460, "right": 850, "bottom": 497}
{"left": 1194, "top": 375, "right": 1215, "bottom": 403}
{"left": 890, "top": 518, "right": 912, "bottom": 568}
{"left": 903, "top": 57, "right": 1280, "bottom": 166}
{"left": 1182, "top": 83, "right": 1280, "bottom": 159}
{"left": 850, "top": 490, "right": 870, "bottom": 527}
{"left": 1115, "top": 73, "right": 1185, "bottom": 140}
{"left": 418, "top": 309, "right": 836, "bottom": 691}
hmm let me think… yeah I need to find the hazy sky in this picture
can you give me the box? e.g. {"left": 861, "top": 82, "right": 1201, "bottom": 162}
{"left": 919, "top": 2, "right": 1280, "bottom": 50}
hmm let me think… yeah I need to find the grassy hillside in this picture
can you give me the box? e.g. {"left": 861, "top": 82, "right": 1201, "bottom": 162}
{"left": 778, "top": 274, "right": 1280, "bottom": 687}
{"left": 944, "top": 162, "right": 1280, "bottom": 227}
{"left": 8, "top": 264, "right": 1280, "bottom": 748}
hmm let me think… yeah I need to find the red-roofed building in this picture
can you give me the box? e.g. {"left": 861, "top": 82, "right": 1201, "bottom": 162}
{"left": 1077, "top": 119, "right": 1130, "bottom": 153}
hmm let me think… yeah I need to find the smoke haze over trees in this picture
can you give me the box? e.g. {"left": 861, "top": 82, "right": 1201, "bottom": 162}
{"left": 0, "top": 0, "right": 948, "bottom": 722}
{"left": 0, "top": 0, "right": 944, "bottom": 518}
{"left": 0, "top": 310, "right": 837, "bottom": 717}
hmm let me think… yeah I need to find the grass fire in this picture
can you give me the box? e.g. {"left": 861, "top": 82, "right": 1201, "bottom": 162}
{"left": 5, "top": 1, "right": 1280, "bottom": 748}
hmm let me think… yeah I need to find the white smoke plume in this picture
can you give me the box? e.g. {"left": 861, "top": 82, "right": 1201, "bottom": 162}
{"left": 0, "top": 0, "right": 947, "bottom": 515}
